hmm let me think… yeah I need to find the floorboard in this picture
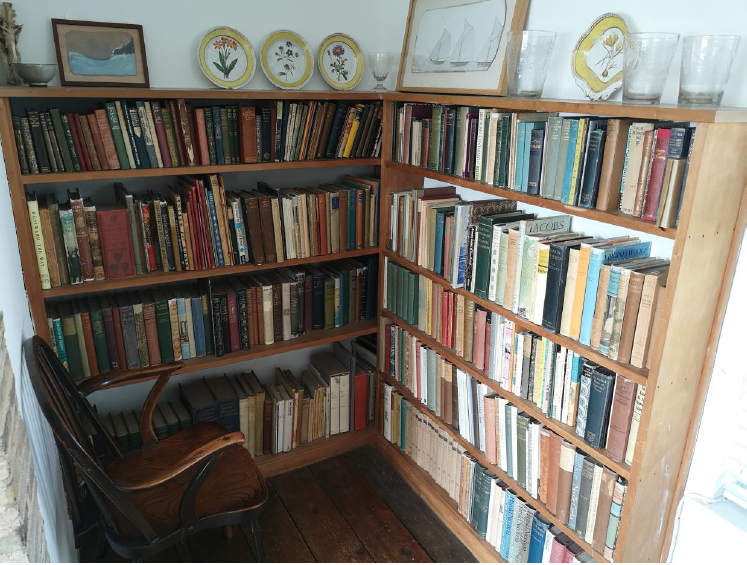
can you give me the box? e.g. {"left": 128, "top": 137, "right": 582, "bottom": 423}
{"left": 347, "top": 444, "right": 477, "bottom": 563}
{"left": 310, "top": 454, "right": 433, "bottom": 563}
{"left": 188, "top": 526, "right": 255, "bottom": 562}
{"left": 270, "top": 466, "right": 374, "bottom": 562}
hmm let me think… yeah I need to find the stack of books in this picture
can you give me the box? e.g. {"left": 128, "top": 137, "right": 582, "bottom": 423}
{"left": 46, "top": 257, "right": 377, "bottom": 381}
{"left": 387, "top": 198, "right": 668, "bottom": 369}
{"left": 392, "top": 104, "right": 695, "bottom": 227}
{"left": 14, "top": 100, "right": 382, "bottom": 174}
{"left": 26, "top": 175, "right": 378, "bottom": 290}
{"left": 381, "top": 387, "right": 622, "bottom": 561}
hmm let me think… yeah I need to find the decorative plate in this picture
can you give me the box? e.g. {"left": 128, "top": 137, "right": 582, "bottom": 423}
{"left": 318, "top": 33, "right": 364, "bottom": 90}
{"left": 198, "top": 27, "right": 255, "bottom": 89}
{"left": 261, "top": 30, "right": 314, "bottom": 90}
{"left": 571, "top": 13, "right": 629, "bottom": 101}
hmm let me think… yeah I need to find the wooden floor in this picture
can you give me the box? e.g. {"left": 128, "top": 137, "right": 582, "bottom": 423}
{"left": 100, "top": 444, "right": 476, "bottom": 563}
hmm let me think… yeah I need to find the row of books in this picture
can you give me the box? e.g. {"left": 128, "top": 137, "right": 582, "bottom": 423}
{"left": 47, "top": 259, "right": 377, "bottom": 381}
{"left": 27, "top": 175, "right": 379, "bottom": 290}
{"left": 384, "top": 265, "right": 646, "bottom": 464}
{"left": 14, "top": 100, "right": 383, "bottom": 175}
{"left": 379, "top": 387, "right": 622, "bottom": 561}
{"left": 393, "top": 103, "right": 694, "bottom": 227}
{"left": 388, "top": 190, "right": 668, "bottom": 368}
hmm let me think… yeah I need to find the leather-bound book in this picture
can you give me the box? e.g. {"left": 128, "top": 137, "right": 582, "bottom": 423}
{"left": 67, "top": 190, "right": 95, "bottom": 281}
{"left": 225, "top": 282, "right": 240, "bottom": 353}
{"left": 82, "top": 114, "right": 105, "bottom": 171}
{"left": 545, "top": 431, "right": 562, "bottom": 516}
{"left": 100, "top": 295, "right": 121, "bottom": 371}
{"left": 271, "top": 274, "right": 283, "bottom": 343}
{"left": 77, "top": 299, "right": 100, "bottom": 376}
{"left": 616, "top": 270, "right": 645, "bottom": 363}
{"left": 605, "top": 375, "right": 636, "bottom": 462}
{"left": 539, "top": 427, "right": 551, "bottom": 504}
{"left": 140, "top": 291, "right": 161, "bottom": 366}
{"left": 26, "top": 110, "right": 51, "bottom": 173}
{"left": 83, "top": 201, "right": 105, "bottom": 281}
{"left": 94, "top": 108, "right": 120, "bottom": 169}
{"left": 115, "top": 293, "right": 140, "bottom": 370}
{"left": 151, "top": 102, "right": 173, "bottom": 167}
{"left": 97, "top": 206, "right": 136, "bottom": 279}
{"left": 176, "top": 99, "right": 196, "bottom": 166}
{"left": 239, "top": 106, "right": 258, "bottom": 163}
{"left": 46, "top": 194, "right": 70, "bottom": 286}
{"left": 239, "top": 191, "right": 265, "bottom": 265}
{"left": 255, "top": 192, "right": 277, "bottom": 263}
{"left": 86, "top": 298, "right": 110, "bottom": 374}
{"left": 128, "top": 291, "right": 149, "bottom": 367}
{"left": 110, "top": 298, "right": 128, "bottom": 370}
{"left": 556, "top": 440, "right": 576, "bottom": 524}
{"left": 193, "top": 107, "right": 210, "bottom": 166}
{"left": 151, "top": 289, "right": 174, "bottom": 364}
{"left": 595, "top": 122, "right": 633, "bottom": 211}
{"left": 67, "top": 113, "right": 90, "bottom": 171}
{"left": 262, "top": 384, "right": 273, "bottom": 454}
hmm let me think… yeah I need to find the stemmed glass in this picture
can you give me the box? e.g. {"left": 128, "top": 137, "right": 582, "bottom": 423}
{"left": 368, "top": 52, "right": 392, "bottom": 91}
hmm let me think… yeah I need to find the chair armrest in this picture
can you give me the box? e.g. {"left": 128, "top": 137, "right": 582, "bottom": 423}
{"left": 110, "top": 432, "right": 245, "bottom": 491}
{"left": 77, "top": 362, "right": 183, "bottom": 395}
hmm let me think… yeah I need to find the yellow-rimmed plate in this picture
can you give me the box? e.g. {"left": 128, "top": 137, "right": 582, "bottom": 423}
{"left": 261, "top": 30, "right": 314, "bottom": 90}
{"left": 318, "top": 33, "right": 364, "bottom": 91}
{"left": 571, "top": 13, "right": 628, "bottom": 101}
{"left": 198, "top": 27, "right": 255, "bottom": 89}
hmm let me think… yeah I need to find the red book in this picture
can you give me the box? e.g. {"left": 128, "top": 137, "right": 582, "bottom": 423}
{"left": 448, "top": 293, "right": 454, "bottom": 347}
{"left": 169, "top": 100, "right": 188, "bottom": 166}
{"left": 68, "top": 113, "right": 91, "bottom": 172}
{"left": 226, "top": 284, "right": 240, "bottom": 352}
{"left": 642, "top": 129, "right": 673, "bottom": 222}
{"left": 239, "top": 106, "right": 258, "bottom": 163}
{"left": 100, "top": 299, "right": 120, "bottom": 371}
{"left": 94, "top": 108, "right": 121, "bottom": 169}
{"left": 484, "top": 396, "right": 497, "bottom": 464}
{"left": 546, "top": 432, "right": 562, "bottom": 515}
{"left": 550, "top": 537, "right": 566, "bottom": 564}
{"left": 353, "top": 372, "right": 368, "bottom": 431}
{"left": 142, "top": 299, "right": 161, "bottom": 366}
{"left": 97, "top": 207, "right": 136, "bottom": 278}
{"left": 151, "top": 102, "right": 173, "bottom": 168}
{"left": 473, "top": 308, "right": 487, "bottom": 370}
{"left": 85, "top": 113, "right": 110, "bottom": 171}
{"left": 111, "top": 304, "right": 127, "bottom": 372}
{"left": 193, "top": 107, "right": 210, "bottom": 166}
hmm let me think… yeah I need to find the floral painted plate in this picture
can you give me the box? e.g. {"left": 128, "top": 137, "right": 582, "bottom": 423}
{"left": 318, "top": 33, "right": 364, "bottom": 90}
{"left": 571, "top": 13, "right": 629, "bottom": 101}
{"left": 198, "top": 27, "right": 255, "bottom": 89}
{"left": 261, "top": 30, "right": 314, "bottom": 90}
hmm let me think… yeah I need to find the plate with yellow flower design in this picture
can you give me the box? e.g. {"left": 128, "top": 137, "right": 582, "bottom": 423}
{"left": 261, "top": 30, "right": 314, "bottom": 90}
{"left": 199, "top": 27, "right": 255, "bottom": 89}
{"left": 318, "top": 33, "right": 364, "bottom": 90}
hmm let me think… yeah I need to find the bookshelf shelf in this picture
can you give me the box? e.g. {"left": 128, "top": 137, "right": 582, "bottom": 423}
{"left": 42, "top": 248, "right": 380, "bottom": 299}
{"left": 379, "top": 372, "right": 609, "bottom": 563}
{"left": 385, "top": 161, "right": 677, "bottom": 240}
{"left": 381, "top": 308, "right": 631, "bottom": 479}
{"left": 21, "top": 158, "right": 380, "bottom": 185}
{"left": 383, "top": 250, "right": 649, "bottom": 386}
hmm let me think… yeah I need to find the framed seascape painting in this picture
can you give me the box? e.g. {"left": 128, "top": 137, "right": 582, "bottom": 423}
{"left": 397, "top": 0, "right": 530, "bottom": 94}
{"left": 52, "top": 19, "right": 149, "bottom": 87}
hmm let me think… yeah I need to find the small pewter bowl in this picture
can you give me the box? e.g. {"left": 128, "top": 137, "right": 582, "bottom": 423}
{"left": 12, "top": 63, "right": 57, "bottom": 86}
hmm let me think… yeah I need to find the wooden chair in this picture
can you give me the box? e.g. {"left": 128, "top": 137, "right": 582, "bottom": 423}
{"left": 25, "top": 335, "right": 269, "bottom": 562}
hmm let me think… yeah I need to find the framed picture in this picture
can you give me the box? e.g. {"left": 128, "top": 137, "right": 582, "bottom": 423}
{"left": 52, "top": 19, "right": 150, "bottom": 87}
{"left": 397, "top": 0, "right": 530, "bottom": 94}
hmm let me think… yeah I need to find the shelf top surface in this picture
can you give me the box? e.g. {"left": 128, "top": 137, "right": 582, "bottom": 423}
{"left": 2, "top": 87, "right": 746, "bottom": 122}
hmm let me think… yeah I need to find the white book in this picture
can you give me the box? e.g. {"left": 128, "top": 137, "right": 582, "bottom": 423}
{"left": 279, "top": 387, "right": 293, "bottom": 453}
{"left": 270, "top": 198, "right": 284, "bottom": 262}
{"left": 559, "top": 247, "right": 581, "bottom": 336}
{"left": 488, "top": 224, "right": 503, "bottom": 302}
{"left": 497, "top": 398, "right": 508, "bottom": 472}
{"left": 531, "top": 423, "right": 541, "bottom": 498}
{"left": 338, "top": 369, "right": 350, "bottom": 434}
{"left": 510, "top": 405, "right": 519, "bottom": 479}
{"left": 486, "top": 479, "right": 497, "bottom": 547}
{"left": 489, "top": 313, "right": 502, "bottom": 382}
{"left": 552, "top": 347, "right": 567, "bottom": 419}
{"left": 228, "top": 197, "right": 249, "bottom": 262}
{"left": 261, "top": 282, "right": 274, "bottom": 344}
{"left": 282, "top": 199, "right": 295, "bottom": 259}
{"left": 383, "top": 383, "right": 393, "bottom": 441}
{"left": 475, "top": 108, "right": 487, "bottom": 181}
{"left": 501, "top": 320, "right": 514, "bottom": 391}
{"left": 526, "top": 419, "right": 534, "bottom": 498}
{"left": 541, "top": 527, "right": 558, "bottom": 563}
{"left": 281, "top": 279, "right": 291, "bottom": 341}
{"left": 542, "top": 342, "right": 555, "bottom": 415}
{"left": 625, "top": 385, "right": 646, "bottom": 465}
{"left": 420, "top": 344, "right": 428, "bottom": 403}
{"left": 485, "top": 112, "right": 500, "bottom": 185}
{"left": 477, "top": 385, "right": 486, "bottom": 452}
{"left": 391, "top": 194, "right": 399, "bottom": 252}
{"left": 382, "top": 258, "right": 388, "bottom": 310}
{"left": 585, "top": 463, "right": 604, "bottom": 544}
{"left": 513, "top": 333, "right": 524, "bottom": 394}
{"left": 561, "top": 349, "right": 575, "bottom": 424}
{"left": 532, "top": 242, "right": 551, "bottom": 326}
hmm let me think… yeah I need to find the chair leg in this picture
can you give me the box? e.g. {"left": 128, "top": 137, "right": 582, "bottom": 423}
{"left": 176, "top": 540, "right": 192, "bottom": 563}
{"left": 249, "top": 515, "right": 264, "bottom": 562}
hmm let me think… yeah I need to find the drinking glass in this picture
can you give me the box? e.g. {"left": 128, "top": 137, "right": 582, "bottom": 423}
{"left": 622, "top": 33, "right": 679, "bottom": 104}
{"left": 506, "top": 31, "right": 557, "bottom": 98}
{"left": 368, "top": 52, "right": 392, "bottom": 91}
{"left": 679, "top": 35, "right": 740, "bottom": 105}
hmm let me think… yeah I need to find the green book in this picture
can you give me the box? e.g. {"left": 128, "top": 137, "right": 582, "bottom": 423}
{"left": 49, "top": 109, "right": 74, "bottom": 172}
{"left": 553, "top": 119, "right": 573, "bottom": 201}
{"left": 386, "top": 261, "right": 396, "bottom": 314}
{"left": 407, "top": 270, "right": 417, "bottom": 325}
{"left": 516, "top": 412, "right": 530, "bottom": 489}
{"left": 219, "top": 107, "right": 231, "bottom": 164}
{"left": 48, "top": 305, "right": 67, "bottom": 369}
{"left": 396, "top": 264, "right": 405, "bottom": 319}
{"left": 152, "top": 290, "right": 174, "bottom": 363}
{"left": 104, "top": 102, "right": 131, "bottom": 170}
{"left": 87, "top": 298, "right": 111, "bottom": 374}
{"left": 59, "top": 113, "right": 81, "bottom": 171}
{"left": 59, "top": 302, "right": 84, "bottom": 380}
{"left": 541, "top": 116, "right": 564, "bottom": 198}
{"left": 428, "top": 105, "right": 444, "bottom": 171}
{"left": 474, "top": 213, "right": 532, "bottom": 299}
{"left": 497, "top": 115, "right": 511, "bottom": 187}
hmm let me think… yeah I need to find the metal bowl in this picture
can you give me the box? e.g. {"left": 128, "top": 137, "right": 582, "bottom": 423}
{"left": 11, "top": 63, "right": 57, "bottom": 86}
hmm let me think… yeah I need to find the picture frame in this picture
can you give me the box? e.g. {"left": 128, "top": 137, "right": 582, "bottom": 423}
{"left": 396, "top": 0, "right": 530, "bottom": 95}
{"left": 51, "top": 19, "right": 150, "bottom": 87}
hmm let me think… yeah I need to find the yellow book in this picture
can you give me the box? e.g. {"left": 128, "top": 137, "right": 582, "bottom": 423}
{"left": 342, "top": 107, "right": 362, "bottom": 157}
{"left": 570, "top": 243, "right": 593, "bottom": 339}
{"left": 568, "top": 118, "right": 588, "bottom": 204}
{"left": 27, "top": 194, "right": 51, "bottom": 290}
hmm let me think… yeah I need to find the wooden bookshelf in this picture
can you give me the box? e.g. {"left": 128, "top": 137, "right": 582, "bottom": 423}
{"left": 382, "top": 249, "right": 648, "bottom": 386}
{"left": 378, "top": 94, "right": 747, "bottom": 563}
{"left": 43, "top": 248, "right": 379, "bottom": 299}
{"left": 385, "top": 161, "right": 677, "bottom": 240}
{"left": 381, "top": 309, "right": 631, "bottom": 479}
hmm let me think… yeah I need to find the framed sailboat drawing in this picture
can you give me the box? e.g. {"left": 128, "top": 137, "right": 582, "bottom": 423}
{"left": 397, "top": 0, "right": 530, "bottom": 94}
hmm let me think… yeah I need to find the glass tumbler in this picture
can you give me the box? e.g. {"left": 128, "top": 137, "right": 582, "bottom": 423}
{"left": 368, "top": 52, "right": 392, "bottom": 91}
{"left": 622, "top": 33, "right": 679, "bottom": 104}
{"left": 679, "top": 35, "right": 740, "bottom": 105}
{"left": 506, "top": 31, "right": 557, "bottom": 98}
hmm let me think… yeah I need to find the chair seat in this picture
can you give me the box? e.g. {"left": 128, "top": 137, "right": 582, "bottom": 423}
{"left": 106, "top": 422, "right": 267, "bottom": 537}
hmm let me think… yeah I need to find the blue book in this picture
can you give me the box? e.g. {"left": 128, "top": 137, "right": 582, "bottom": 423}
{"left": 190, "top": 293, "right": 206, "bottom": 357}
{"left": 211, "top": 106, "right": 225, "bottom": 165}
{"left": 499, "top": 489, "right": 516, "bottom": 560}
{"left": 585, "top": 367, "right": 616, "bottom": 448}
{"left": 521, "top": 122, "right": 537, "bottom": 193}
{"left": 567, "top": 450, "right": 586, "bottom": 531}
{"left": 434, "top": 210, "right": 447, "bottom": 275}
{"left": 527, "top": 513, "right": 551, "bottom": 563}
{"left": 205, "top": 187, "right": 225, "bottom": 267}
{"left": 560, "top": 119, "right": 580, "bottom": 203}
{"left": 578, "top": 241, "right": 652, "bottom": 345}
{"left": 515, "top": 123, "right": 527, "bottom": 190}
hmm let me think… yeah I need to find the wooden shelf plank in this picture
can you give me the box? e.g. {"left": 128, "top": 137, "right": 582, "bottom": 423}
{"left": 383, "top": 250, "right": 648, "bottom": 385}
{"left": 383, "top": 92, "right": 747, "bottom": 124}
{"left": 378, "top": 372, "right": 610, "bottom": 563}
{"left": 385, "top": 161, "right": 676, "bottom": 240}
{"left": 88, "top": 319, "right": 377, "bottom": 390}
{"left": 372, "top": 433, "right": 505, "bottom": 563}
{"left": 22, "top": 158, "right": 379, "bottom": 185}
{"left": 380, "top": 308, "right": 631, "bottom": 478}
{"left": 43, "top": 248, "right": 379, "bottom": 299}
